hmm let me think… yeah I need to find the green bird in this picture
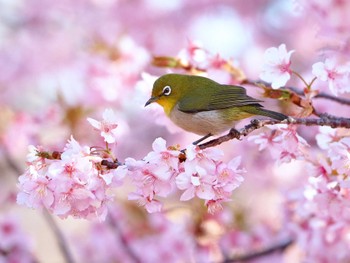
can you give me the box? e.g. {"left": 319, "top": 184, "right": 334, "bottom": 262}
{"left": 145, "top": 73, "right": 287, "bottom": 142}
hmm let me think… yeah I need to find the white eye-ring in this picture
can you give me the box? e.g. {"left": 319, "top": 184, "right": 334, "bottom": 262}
{"left": 162, "top": 85, "right": 172, "bottom": 96}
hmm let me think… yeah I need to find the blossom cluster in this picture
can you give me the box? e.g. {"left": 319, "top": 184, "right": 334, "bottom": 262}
{"left": 248, "top": 124, "right": 309, "bottom": 164}
{"left": 260, "top": 44, "right": 350, "bottom": 96}
{"left": 123, "top": 138, "right": 245, "bottom": 214}
{"left": 280, "top": 127, "right": 350, "bottom": 262}
{"left": 153, "top": 41, "right": 246, "bottom": 84}
{"left": 17, "top": 110, "right": 245, "bottom": 218}
{"left": 17, "top": 137, "right": 116, "bottom": 220}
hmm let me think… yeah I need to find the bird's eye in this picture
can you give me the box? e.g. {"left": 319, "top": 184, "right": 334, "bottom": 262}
{"left": 162, "top": 86, "right": 171, "bottom": 96}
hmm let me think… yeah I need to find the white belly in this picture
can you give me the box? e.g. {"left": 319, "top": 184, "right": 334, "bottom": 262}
{"left": 169, "top": 106, "right": 234, "bottom": 135}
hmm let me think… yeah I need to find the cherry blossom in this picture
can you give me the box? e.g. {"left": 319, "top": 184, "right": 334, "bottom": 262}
{"left": 17, "top": 137, "right": 114, "bottom": 220}
{"left": 312, "top": 59, "right": 350, "bottom": 95}
{"left": 249, "top": 125, "right": 309, "bottom": 164}
{"left": 284, "top": 168, "right": 350, "bottom": 263}
{"left": 176, "top": 145, "right": 245, "bottom": 212}
{"left": 259, "top": 44, "right": 294, "bottom": 89}
{"left": 87, "top": 108, "right": 119, "bottom": 144}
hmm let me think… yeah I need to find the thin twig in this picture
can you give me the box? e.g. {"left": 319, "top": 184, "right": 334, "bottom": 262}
{"left": 3, "top": 150, "right": 76, "bottom": 263}
{"left": 106, "top": 214, "right": 141, "bottom": 263}
{"left": 42, "top": 211, "right": 76, "bottom": 263}
{"left": 314, "top": 92, "right": 350, "bottom": 105}
{"left": 198, "top": 116, "right": 350, "bottom": 149}
{"left": 247, "top": 79, "right": 350, "bottom": 106}
{"left": 220, "top": 239, "right": 293, "bottom": 263}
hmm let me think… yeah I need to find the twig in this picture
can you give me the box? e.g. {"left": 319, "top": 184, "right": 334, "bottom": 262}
{"left": 3, "top": 150, "right": 76, "bottom": 263}
{"left": 246, "top": 79, "right": 350, "bottom": 107}
{"left": 198, "top": 116, "right": 350, "bottom": 149}
{"left": 42, "top": 211, "right": 76, "bottom": 263}
{"left": 220, "top": 239, "right": 293, "bottom": 263}
{"left": 314, "top": 92, "right": 350, "bottom": 105}
{"left": 106, "top": 214, "right": 141, "bottom": 263}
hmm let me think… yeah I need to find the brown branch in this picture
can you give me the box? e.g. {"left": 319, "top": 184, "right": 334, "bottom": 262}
{"left": 314, "top": 92, "right": 350, "bottom": 105}
{"left": 220, "top": 239, "right": 293, "bottom": 263}
{"left": 198, "top": 116, "right": 350, "bottom": 149}
{"left": 245, "top": 79, "right": 350, "bottom": 108}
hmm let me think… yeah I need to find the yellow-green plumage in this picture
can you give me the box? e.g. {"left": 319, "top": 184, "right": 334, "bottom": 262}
{"left": 145, "top": 73, "right": 287, "bottom": 136}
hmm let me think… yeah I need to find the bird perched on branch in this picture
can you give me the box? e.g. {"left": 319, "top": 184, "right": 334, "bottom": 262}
{"left": 145, "top": 73, "right": 287, "bottom": 143}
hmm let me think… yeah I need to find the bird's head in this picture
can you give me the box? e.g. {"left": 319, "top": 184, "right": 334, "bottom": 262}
{"left": 145, "top": 74, "right": 187, "bottom": 115}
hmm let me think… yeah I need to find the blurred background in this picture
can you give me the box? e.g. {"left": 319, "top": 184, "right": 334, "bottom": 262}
{"left": 1, "top": 0, "right": 349, "bottom": 262}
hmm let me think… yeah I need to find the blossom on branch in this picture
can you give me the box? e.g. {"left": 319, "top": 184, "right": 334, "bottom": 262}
{"left": 17, "top": 137, "right": 115, "bottom": 220}
{"left": 248, "top": 125, "right": 309, "bottom": 164}
{"left": 312, "top": 58, "right": 350, "bottom": 95}
{"left": 176, "top": 145, "right": 245, "bottom": 213}
{"left": 87, "top": 108, "right": 119, "bottom": 144}
{"left": 259, "top": 44, "right": 294, "bottom": 89}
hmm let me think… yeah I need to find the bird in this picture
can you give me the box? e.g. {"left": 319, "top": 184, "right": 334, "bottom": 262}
{"left": 145, "top": 73, "right": 287, "bottom": 144}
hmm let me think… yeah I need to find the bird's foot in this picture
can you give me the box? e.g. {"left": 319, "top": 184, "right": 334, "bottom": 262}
{"left": 228, "top": 128, "right": 241, "bottom": 139}
{"left": 192, "top": 133, "right": 212, "bottom": 145}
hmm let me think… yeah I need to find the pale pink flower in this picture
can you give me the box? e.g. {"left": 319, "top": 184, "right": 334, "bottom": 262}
{"left": 17, "top": 172, "right": 55, "bottom": 209}
{"left": 185, "top": 144, "right": 223, "bottom": 163}
{"left": 177, "top": 41, "right": 209, "bottom": 69}
{"left": 315, "top": 126, "right": 339, "bottom": 150}
{"left": 128, "top": 191, "right": 162, "bottom": 213}
{"left": 176, "top": 161, "right": 216, "bottom": 201}
{"left": 87, "top": 108, "right": 119, "bottom": 143}
{"left": 17, "top": 137, "right": 114, "bottom": 220}
{"left": 144, "top": 137, "right": 180, "bottom": 170}
{"left": 248, "top": 128, "right": 283, "bottom": 151}
{"left": 312, "top": 59, "right": 350, "bottom": 95}
{"left": 328, "top": 138, "right": 350, "bottom": 177}
{"left": 214, "top": 157, "right": 245, "bottom": 193}
{"left": 285, "top": 173, "right": 350, "bottom": 263}
{"left": 260, "top": 44, "right": 294, "bottom": 89}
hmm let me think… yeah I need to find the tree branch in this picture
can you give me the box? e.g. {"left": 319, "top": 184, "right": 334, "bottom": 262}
{"left": 220, "top": 238, "right": 293, "bottom": 263}
{"left": 198, "top": 116, "right": 350, "bottom": 149}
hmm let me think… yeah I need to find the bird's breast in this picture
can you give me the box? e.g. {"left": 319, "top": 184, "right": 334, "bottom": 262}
{"left": 169, "top": 105, "right": 237, "bottom": 135}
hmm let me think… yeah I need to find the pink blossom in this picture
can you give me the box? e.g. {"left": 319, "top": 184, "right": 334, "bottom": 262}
{"left": 87, "top": 108, "right": 119, "bottom": 144}
{"left": 248, "top": 128, "right": 283, "bottom": 151}
{"left": 123, "top": 139, "right": 180, "bottom": 212}
{"left": 144, "top": 137, "right": 180, "bottom": 171}
{"left": 315, "top": 126, "right": 340, "bottom": 150}
{"left": 312, "top": 59, "right": 350, "bottom": 95}
{"left": 285, "top": 175, "right": 350, "bottom": 262}
{"left": 249, "top": 125, "right": 308, "bottom": 163}
{"left": 177, "top": 41, "right": 209, "bottom": 69}
{"left": 327, "top": 138, "right": 350, "bottom": 178}
{"left": 128, "top": 191, "right": 163, "bottom": 213}
{"left": 176, "top": 145, "right": 244, "bottom": 211}
{"left": 260, "top": 44, "right": 294, "bottom": 89}
{"left": 17, "top": 137, "right": 115, "bottom": 220}
{"left": 176, "top": 160, "right": 216, "bottom": 201}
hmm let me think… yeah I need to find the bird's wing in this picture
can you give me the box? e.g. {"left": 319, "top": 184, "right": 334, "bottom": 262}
{"left": 178, "top": 85, "right": 263, "bottom": 113}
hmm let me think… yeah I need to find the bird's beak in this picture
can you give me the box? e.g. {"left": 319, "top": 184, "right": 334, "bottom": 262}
{"left": 144, "top": 96, "right": 159, "bottom": 107}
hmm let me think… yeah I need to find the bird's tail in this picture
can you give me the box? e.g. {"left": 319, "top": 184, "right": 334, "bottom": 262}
{"left": 244, "top": 107, "right": 288, "bottom": 121}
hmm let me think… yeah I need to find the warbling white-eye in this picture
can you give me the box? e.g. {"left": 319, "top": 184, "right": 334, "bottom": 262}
{"left": 145, "top": 74, "right": 287, "bottom": 143}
